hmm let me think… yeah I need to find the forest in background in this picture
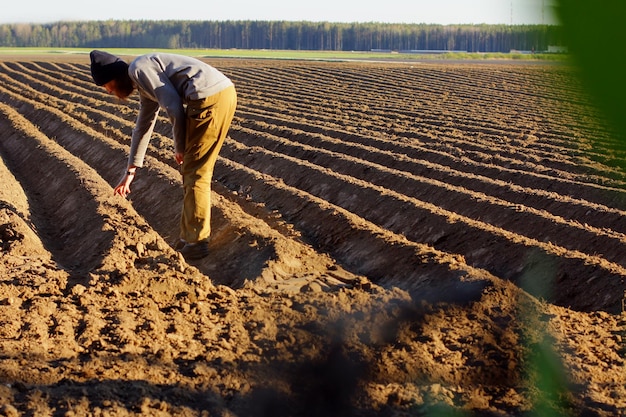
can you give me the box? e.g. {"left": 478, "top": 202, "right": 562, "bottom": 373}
{"left": 0, "top": 20, "right": 563, "bottom": 53}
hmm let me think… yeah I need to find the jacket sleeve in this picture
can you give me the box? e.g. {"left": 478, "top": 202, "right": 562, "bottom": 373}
{"left": 128, "top": 95, "right": 159, "bottom": 168}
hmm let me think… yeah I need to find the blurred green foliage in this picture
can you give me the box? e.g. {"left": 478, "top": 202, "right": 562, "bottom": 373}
{"left": 557, "top": 1, "right": 626, "bottom": 141}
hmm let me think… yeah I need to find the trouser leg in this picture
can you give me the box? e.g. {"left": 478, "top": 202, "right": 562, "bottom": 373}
{"left": 180, "top": 86, "right": 237, "bottom": 243}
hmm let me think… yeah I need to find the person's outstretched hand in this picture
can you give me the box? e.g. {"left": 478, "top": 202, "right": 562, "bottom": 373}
{"left": 114, "top": 171, "right": 135, "bottom": 198}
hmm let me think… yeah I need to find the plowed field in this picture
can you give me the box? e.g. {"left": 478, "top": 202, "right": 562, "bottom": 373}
{"left": 0, "top": 54, "right": 625, "bottom": 416}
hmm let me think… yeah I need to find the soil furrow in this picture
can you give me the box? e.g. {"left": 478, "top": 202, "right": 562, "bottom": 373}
{"left": 232, "top": 121, "right": 626, "bottom": 232}
{"left": 232, "top": 64, "right": 614, "bottom": 169}
{"left": 1, "top": 56, "right": 625, "bottom": 416}
{"left": 0, "top": 66, "right": 175, "bottom": 162}
{"left": 3, "top": 57, "right": 624, "bottom": 313}
{"left": 234, "top": 63, "right": 591, "bottom": 131}
{"left": 215, "top": 156, "right": 491, "bottom": 293}
{"left": 234, "top": 101, "right": 620, "bottom": 184}
{"left": 219, "top": 139, "right": 626, "bottom": 312}
{"left": 1, "top": 61, "right": 131, "bottom": 110}
{"left": 231, "top": 125, "right": 626, "bottom": 257}
{"left": 0, "top": 101, "right": 137, "bottom": 275}
{"left": 14, "top": 61, "right": 619, "bottom": 185}
{"left": 0, "top": 80, "right": 364, "bottom": 291}
{"left": 234, "top": 108, "right": 626, "bottom": 203}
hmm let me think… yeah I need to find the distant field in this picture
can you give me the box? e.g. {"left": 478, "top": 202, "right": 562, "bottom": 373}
{"left": 0, "top": 46, "right": 565, "bottom": 62}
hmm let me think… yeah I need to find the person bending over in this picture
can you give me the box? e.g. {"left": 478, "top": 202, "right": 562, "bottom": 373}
{"left": 89, "top": 50, "right": 237, "bottom": 261}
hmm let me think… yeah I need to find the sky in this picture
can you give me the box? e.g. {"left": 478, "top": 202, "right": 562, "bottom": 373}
{"left": 0, "top": 0, "right": 558, "bottom": 25}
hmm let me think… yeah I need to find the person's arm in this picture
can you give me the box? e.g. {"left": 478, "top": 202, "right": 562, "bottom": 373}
{"left": 114, "top": 96, "right": 159, "bottom": 198}
{"left": 128, "top": 96, "right": 160, "bottom": 168}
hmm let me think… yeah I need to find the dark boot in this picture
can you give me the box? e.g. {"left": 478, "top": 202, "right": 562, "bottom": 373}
{"left": 178, "top": 241, "right": 210, "bottom": 261}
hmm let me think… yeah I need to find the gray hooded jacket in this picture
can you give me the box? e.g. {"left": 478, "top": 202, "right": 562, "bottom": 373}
{"left": 127, "top": 53, "right": 234, "bottom": 167}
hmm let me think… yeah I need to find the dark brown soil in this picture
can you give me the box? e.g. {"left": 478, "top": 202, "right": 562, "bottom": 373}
{"left": 0, "top": 53, "right": 624, "bottom": 416}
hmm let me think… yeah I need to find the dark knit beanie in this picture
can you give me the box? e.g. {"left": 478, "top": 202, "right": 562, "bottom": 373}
{"left": 90, "top": 50, "right": 129, "bottom": 86}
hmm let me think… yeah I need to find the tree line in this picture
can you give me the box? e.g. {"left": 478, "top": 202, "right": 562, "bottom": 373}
{"left": 0, "top": 20, "right": 564, "bottom": 53}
